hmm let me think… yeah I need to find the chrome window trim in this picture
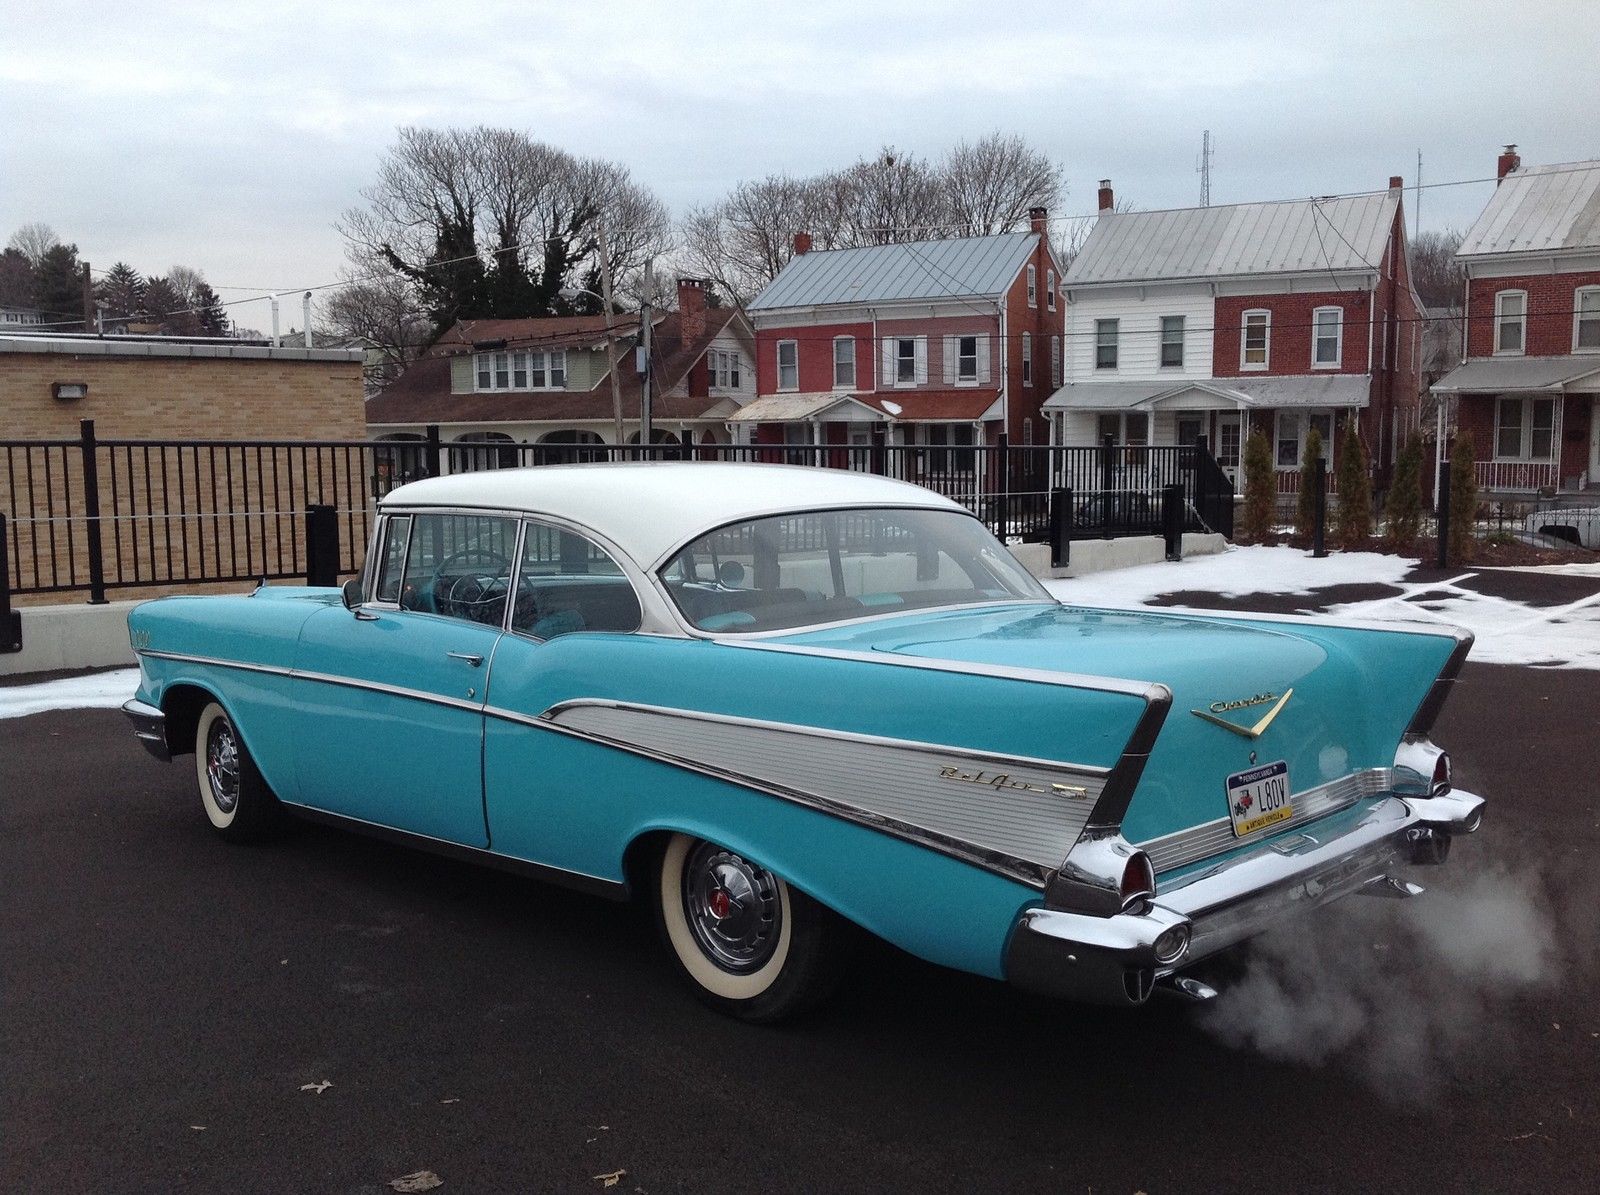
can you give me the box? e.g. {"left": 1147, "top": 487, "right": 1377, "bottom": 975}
{"left": 506, "top": 516, "right": 645, "bottom": 641}
{"left": 138, "top": 649, "right": 488, "bottom": 713}
{"left": 703, "top": 598, "right": 1058, "bottom": 642}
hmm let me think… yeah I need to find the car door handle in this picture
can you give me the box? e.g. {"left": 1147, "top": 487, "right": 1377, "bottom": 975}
{"left": 445, "top": 651, "right": 484, "bottom": 668}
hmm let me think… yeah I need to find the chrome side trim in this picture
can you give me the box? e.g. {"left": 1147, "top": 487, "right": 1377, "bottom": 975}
{"left": 121, "top": 697, "right": 170, "bottom": 761}
{"left": 1138, "top": 767, "right": 1398, "bottom": 874}
{"left": 136, "top": 650, "right": 485, "bottom": 714}
{"left": 1407, "top": 629, "right": 1475, "bottom": 736}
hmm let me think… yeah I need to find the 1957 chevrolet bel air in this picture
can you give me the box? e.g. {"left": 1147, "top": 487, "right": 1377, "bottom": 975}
{"left": 123, "top": 463, "right": 1485, "bottom": 1021}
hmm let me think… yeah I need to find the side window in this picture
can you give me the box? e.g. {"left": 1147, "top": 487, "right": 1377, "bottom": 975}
{"left": 511, "top": 522, "right": 642, "bottom": 640}
{"left": 399, "top": 513, "right": 518, "bottom": 625}
{"left": 374, "top": 515, "right": 412, "bottom": 603}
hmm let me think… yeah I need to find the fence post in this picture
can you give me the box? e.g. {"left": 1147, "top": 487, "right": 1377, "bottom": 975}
{"left": 1049, "top": 487, "right": 1070, "bottom": 568}
{"left": 0, "top": 514, "right": 21, "bottom": 654}
{"left": 1163, "top": 483, "right": 1184, "bottom": 561}
{"left": 78, "top": 418, "right": 107, "bottom": 605}
{"left": 1311, "top": 457, "right": 1328, "bottom": 559}
{"left": 870, "top": 425, "right": 886, "bottom": 475}
{"left": 1436, "top": 456, "right": 1451, "bottom": 568}
{"left": 424, "top": 424, "right": 443, "bottom": 478}
{"left": 1099, "top": 433, "right": 1116, "bottom": 497}
{"left": 305, "top": 504, "right": 339, "bottom": 588}
{"left": 995, "top": 431, "right": 1011, "bottom": 541}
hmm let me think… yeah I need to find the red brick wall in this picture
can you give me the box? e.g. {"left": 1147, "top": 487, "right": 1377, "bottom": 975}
{"left": 1465, "top": 270, "right": 1600, "bottom": 358}
{"left": 754, "top": 320, "right": 873, "bottom": 394}
{"left": 1001, "top": 237, "right": 1065, "bottom": 436}
{"left": 1212, "top": 291, "right": 1373, "bottom": 378}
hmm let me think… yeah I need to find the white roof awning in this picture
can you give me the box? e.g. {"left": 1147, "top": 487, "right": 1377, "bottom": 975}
{"left": 1431, "top": 356, "right": 1600, "bottom": 394}
{"left": 1044, "top": 374, "right": 1369, "bottom": 413}
{"left": 725, "top": 392, "right": 883, "bottom": 423}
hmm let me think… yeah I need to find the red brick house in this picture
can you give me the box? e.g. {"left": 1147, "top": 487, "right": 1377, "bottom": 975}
{"left": 736, "top": 211, "right": 1065, "bottom": 461}
{"left": 366, "top": 279, "right": 755, "bottom": 463}
{"left": 1431, "top": 150, "right": 1600, "bottom": 497}
{"left": 1044, "top": 179, "right": 1424, "bottom": 494}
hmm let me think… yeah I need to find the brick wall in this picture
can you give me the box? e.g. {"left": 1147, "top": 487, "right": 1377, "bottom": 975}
{"left": 1465, "top": 270, "right": 1600, "bottom": 358}
{"left": 1212, "top": 290, "right": 1373, "bottom": 378}
{"left": 1001, "top": 236, "right": 1065, "bottom": 439}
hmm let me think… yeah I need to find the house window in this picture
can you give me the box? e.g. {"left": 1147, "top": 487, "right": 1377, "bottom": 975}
{"left": 476, "top": 356, "right": 491, "bottom": 389}
{"left": 1275, "top": 411, "right": 1334, "bottom": 468}
{"left": 1095, "top": 319, "right": 1118, "bottom": 370}
{"left": 1218, "top": 421, "right": 1241, "bottom": 468}
{"left": 1575, "top": 287, "right": 1600, "bottom": 351}
{"left": 1027, "top": 265, "right": 1037, "bottom": 308}
{"left": 833, "top": 337, "right": 856, "bottom": 388}
{"left": 957, "top": 335, "right": 978, "bottom": 382}
{"left": 709, "top": 349, "right": 742, "bottom": 389}
{"left": 1095, "top": 411, "right": 1147, "bottom": 445}
{"left": 1495, "top": 291, "right": 1526, "bottom": 354}
{"left": 777, "top": 340, "right": 798, "bottom": 390}
{"left": 473, "top": 349, "right": 565, "bottom": 391}
{"left": 494, "top": 353, "right": 510, "bottom": 389}
{"left": 1050, "top": 335, "right": 1062, "bottom": 387}
{"left": 548, "top": 349, "right": 566, "bottom": 389}
{"left": 1159, "top": 316, "right": 1184, "bottom": 368}
{"left": 1312, "top": 307, "right": 1343, "bottom": 367}
{"left": 1241, "top": 310, "right": 1270, "bottom": 369}
{"left": 1021, "top": 332, "right": 1033, "bottom": 385}
{"left": 1177, "top": 416, "right": 1202, "bottom": 447}
{"left": 1046, "top": 269, "right": 1056, "bottom": 311}
{"left": 896, "top": 338, "right": 916, "bottom": 383}
{"left": 512, "top": 353, "right": 528, "bottom": 388}
{"left": 1495, "top": 396, "right": 1556, "bottom": 459}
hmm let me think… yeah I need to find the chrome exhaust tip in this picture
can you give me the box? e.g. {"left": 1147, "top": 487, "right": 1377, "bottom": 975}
{"left": 1159, "top": 975, "right": 1219, "bottom": 1002}
{"left": 1361, "top": 874, "right": 1426, "bottom": 899}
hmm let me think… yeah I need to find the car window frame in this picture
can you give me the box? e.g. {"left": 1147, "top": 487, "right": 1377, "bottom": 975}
{"left": 380, "top": 510, "right": 524, "bottom": 630}
{"left": 506, "top": 515, "right": 645, "bottom": 643}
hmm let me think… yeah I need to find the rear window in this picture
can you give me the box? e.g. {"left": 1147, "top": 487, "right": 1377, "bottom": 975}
{"left": 659, "top": 508, "right": 1048, "bottom": 633}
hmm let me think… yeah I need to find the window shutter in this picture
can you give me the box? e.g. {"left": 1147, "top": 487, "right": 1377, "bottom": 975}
{"left": 976, "top": 334, "right": 991, "bottom": 384}
{"left": 880, "top": 337, "right": 893, "bottom": 389}
{"left": 914, "top": 336, "right": 928, "bottom": 385}
{"left": 943, "top": 335, "right": 957, "bottom": 385}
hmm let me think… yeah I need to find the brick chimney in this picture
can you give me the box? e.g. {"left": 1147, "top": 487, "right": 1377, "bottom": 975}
{"left": 1029, "top": 206, "right": 1048, "bottom": 234}
{"left": 1097, "top": 180, "right": 1114, "bottom": 213}
{"left": 678, "top": 277, "right": 707, "bottom": 343}
{"left": 1497, "top": 144, "right": 1521, "bottom": 184}
{"left": 1388, "top": 175, "right": 1404, "bottom": 191}
{"left": 793, "top": 231, "right": 812, "bottom": 256}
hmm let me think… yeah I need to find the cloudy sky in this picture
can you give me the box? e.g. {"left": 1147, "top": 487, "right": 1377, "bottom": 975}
{"left": 4, "top": 0, "right": 1595, "bottom": 330}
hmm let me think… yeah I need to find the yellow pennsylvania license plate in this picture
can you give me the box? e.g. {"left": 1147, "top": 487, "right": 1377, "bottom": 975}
{"left": 1225, "top": 760, "right": 1293, "bottom": 837}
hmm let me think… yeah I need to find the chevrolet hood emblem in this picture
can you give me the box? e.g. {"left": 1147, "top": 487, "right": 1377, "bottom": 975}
{"left": 1190, "top": 689, "right": 1293, "bottom": 739}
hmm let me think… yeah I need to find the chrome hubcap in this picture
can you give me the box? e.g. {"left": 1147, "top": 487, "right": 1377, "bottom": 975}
{"left": 205, "top": 720, "right": 240, "bottom": 814}
{"left": 683, "top": 843, "right": 782, "bottom": 973}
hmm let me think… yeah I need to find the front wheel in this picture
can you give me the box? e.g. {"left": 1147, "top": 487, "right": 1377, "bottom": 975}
{"left": 193, "top": 702, "right": 281, "bottom": 842}
{"left": 655, "top": 833, "right": 843, "bottom": 1023}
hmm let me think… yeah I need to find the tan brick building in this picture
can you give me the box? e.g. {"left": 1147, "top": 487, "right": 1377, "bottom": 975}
{"left": 2, "top": 334, "right": 367, "bottom": 604}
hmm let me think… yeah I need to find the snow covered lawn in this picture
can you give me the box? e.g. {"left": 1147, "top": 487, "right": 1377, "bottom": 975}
{"left": 1047, "top": 545, "right": 1600, "bottom": 671}
{"left": 0, "top": 668, "right": 140, "bottom": 720}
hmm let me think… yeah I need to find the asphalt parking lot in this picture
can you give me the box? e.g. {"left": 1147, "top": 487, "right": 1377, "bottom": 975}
{"left": 3, "top": 656, "right": 1598, "bottom": 1193}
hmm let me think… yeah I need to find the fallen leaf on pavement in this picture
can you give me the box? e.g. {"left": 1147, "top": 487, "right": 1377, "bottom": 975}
{"left": 593, "top": 1170, "right": 626, "bottom": 1188}
{"left": 389, "top": 1170, "right": 443, "bottom": 1192}
{"left": 300, "top": 1080, "right": 333, "bottom": 1095}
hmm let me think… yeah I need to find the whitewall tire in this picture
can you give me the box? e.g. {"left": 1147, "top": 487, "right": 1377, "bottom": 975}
{"left": 193, "top": 702, "right": 280, "bottom": 842}
{"left": 654, "top": 832, "right": 844, "bottom": 1022}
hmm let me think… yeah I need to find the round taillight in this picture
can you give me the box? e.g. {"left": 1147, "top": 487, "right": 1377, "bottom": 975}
{"left": 1432, "top": 751, "right": 1451, "bottom": 793}
{"left": 1119, "top": 850, "right": 1156, "bottom": 909}
{"left": 1153, "top": 924, "right": 1191, "bottom": 965}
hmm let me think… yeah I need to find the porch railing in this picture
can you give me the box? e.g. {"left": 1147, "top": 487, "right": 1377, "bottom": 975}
{"left": 1474, "top": 460, "right": 1561, "bottom": 493}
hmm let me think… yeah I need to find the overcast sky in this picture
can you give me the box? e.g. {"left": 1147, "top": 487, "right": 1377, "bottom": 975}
{"left": 4, "top": 0, "right": 1596, "bottom": 331}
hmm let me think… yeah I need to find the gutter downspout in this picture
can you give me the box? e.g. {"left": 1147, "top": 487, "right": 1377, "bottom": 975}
{"left": 998, "top": 298, "right": 1010, "bottom": 442}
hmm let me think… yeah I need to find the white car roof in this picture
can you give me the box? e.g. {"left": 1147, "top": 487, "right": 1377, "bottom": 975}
{"left": 381, "top": 462, "right": 966, "bottom": 566}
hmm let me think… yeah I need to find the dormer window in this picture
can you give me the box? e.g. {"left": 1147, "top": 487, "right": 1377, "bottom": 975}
{"left": 1495, "top": 291, "right": 1526, "bottom": 355}
{"left": 474, "top": 349, "right": 567, "bottom": 391}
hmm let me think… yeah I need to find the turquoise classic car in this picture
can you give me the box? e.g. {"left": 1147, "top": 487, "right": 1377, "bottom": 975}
{"left": 123, "top": 463, "right": 1486, "bottom": 1021}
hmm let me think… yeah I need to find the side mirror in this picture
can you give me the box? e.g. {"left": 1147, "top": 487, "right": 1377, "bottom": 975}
{"left": 341, "top": 577, "right": 365, "bottom": 611}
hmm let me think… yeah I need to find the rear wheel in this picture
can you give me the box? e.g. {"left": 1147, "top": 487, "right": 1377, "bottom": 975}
{"left": 193, "top": 702, "right": 281, "bottom": 842}
{"left": 655, "top": 833, "right": 842, "bottom": 1022}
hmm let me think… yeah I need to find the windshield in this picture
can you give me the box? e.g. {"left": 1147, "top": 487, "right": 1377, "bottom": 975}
{"left": 659, "top": 507, "right": 1051, "bottom": 633}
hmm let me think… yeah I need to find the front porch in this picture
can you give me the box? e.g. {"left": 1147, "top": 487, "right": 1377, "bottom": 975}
{"left": 1432, "top": 357, "right": 1600, "bottom": 496}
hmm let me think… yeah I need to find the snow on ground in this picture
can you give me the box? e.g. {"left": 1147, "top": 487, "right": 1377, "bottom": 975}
{"left": 0, "top": 669, "right": 139, "bottom": 720}
{"left": 1046, "top": 545, "right": 1600, "bottom": 671}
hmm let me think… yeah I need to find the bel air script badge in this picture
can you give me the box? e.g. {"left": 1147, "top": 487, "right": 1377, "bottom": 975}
{"left": 1190, "top": 688, "right": 1294, "bottom": 739}
{"left": 938, "top": 766, "right": 1089, "bottom": 799}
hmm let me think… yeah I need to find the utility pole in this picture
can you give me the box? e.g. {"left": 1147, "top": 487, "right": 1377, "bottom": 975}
{"left": 597, "top": 218, "right": 625, "bottom": 448}
{"left": 637, "top": 262, "right": 654, "bottom": 451}
{"left": 1415, "top": 149, "right": 1423, "bottom": 238}
{"left": 80, "top": 262, "right": 93, "bottom": 331}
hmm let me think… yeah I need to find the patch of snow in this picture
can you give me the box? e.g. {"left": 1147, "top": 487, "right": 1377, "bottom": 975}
{"left": 880, "top": 400, "right": 903, "bottom": 416}
{"left": 1045, "top": 545, "right": 1416, "bottom": 607}
{"left": 0, "top": 669, "right": 139, "bottom": 719}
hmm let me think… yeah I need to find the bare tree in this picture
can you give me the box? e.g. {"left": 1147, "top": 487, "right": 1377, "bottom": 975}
{"left": 1411, "top": 228, "right": 1466, "bottom": 309}
{"left": 942, "top": 133, "right": 1062, "bottom": 236}
{"left": 7, "top": 222, "right": 59, "bottom": 269}
{"left": 320, "top": 272, "right": 433, "bottom": 390}
{"left": 830, "top": 146, "right": 949, "bottom": 245}
{"left": 678, "top": 174, "right": 821, "bottom": 305}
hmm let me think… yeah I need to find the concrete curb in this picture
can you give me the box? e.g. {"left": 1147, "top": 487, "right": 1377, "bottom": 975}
{"left": 1, "top": 601, "right": 141, "bottom": 677}
{"left": 1009, "top": 533, "right": 1228, "bottom": 580}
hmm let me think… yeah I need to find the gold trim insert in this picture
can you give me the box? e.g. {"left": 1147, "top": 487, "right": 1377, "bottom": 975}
{"left": 1190, "top": 688, "right": 1293, "bottom": 739}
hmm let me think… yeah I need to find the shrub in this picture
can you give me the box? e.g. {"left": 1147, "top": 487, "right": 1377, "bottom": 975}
{"left": 1384, "top": 433, "right": 1424, "bottom": 553}
{"left": 1294, "top": 426, "right": 1325, "bottom": 541}
{"left": 1447, "top": 434, "right": 1478, "bottom": 563}
{"left": 1241, "top": 429, "right": 1275, "bottom": 542}
{"left": 1334, "top": 417, "right": 1372, "bottom": 548}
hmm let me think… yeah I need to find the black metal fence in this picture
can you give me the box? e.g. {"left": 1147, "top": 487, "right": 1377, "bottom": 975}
{"left": 2, "top": 421, "right": 1235, "bottom": 602}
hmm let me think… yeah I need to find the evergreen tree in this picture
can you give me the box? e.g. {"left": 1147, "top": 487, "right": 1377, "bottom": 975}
{"left": 1447, "top": 434, "right": 1478, "bottom": 564}
{"left": 1384, "top": 434, "right": 1424, "bottom": 553}
{"left": 190, "top": 280, "right": 228, "bottom": 335}
{"left": 1295, "top": 426, "right": 1325, "bottom": 541}
{"left": 31, "top": 242, "right": 84, "bottom": 325}
{"left": 0, "top": 247, "right": 34, "bottom": 308}
{"left": 1242, "top": 428, "right": 1275, "bottom": 542}
{"left": 140, "top": 275, "right": 185, "bottom": 332}
{"left": 1335, "top": 417, "right": 1373, "bottom": 548}
{"left": 95, "top": 261, "right": 145, "bottom": 322}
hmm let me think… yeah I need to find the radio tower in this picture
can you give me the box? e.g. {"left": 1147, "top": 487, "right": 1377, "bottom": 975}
{"left": 1198, "top": 130, "right": 1214, "bottom": 207}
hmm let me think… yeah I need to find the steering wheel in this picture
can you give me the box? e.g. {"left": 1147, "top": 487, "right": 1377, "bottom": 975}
{"left": 431, "top": 546, "right": 514, "bottom": 622}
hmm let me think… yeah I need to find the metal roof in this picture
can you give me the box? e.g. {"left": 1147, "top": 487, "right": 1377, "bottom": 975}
{"left": 1065, "top": 192, "right": 1400, "bottom": 286}
{"left": 747, "top": 233, "right": 1038, "bottom": 311}
{"left": 383, "top": 463, "right": 960, "bottom": 567}
{"left": 724, "top": 393, "right": 879, "bottom": 422}
{"left": 1430, "top": 355, "right": 1600, "bottom": 393}
{"left": 1044, "top": 374, "right": 1370, "bottom": 411}
{"left": 1457, "top": 161, "right": 1600, "bottom": 257}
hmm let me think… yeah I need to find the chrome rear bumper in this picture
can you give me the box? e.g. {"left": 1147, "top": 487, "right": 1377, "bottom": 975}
{"left": 1005, "top": 788, "right": 1485, "bottom": 1006}
{"left": 122, "top": 698, "right": 170, "bottom": 761}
